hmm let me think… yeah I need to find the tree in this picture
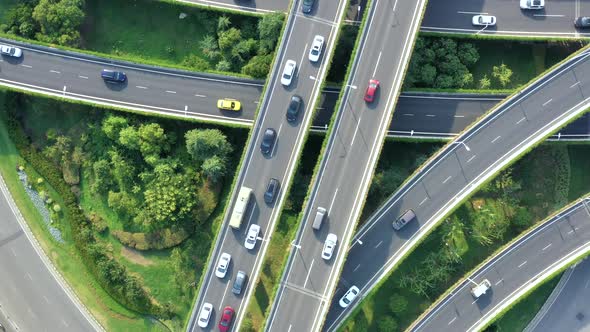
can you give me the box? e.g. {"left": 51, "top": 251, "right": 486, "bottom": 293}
{"left": 440, "top": 215, "right": 468, "bottom": 262}
{"left": 91, "top": 159, "right": 112, "bottom": 194}
{"left": 512, "top": 206, "right": 533, "bottom": 230}
{"left": 479, "top": 74, "right": 491, "bottom": 89}
{"left": 185, "top": 129, "right": 233, "bottom": 164}
{"left": 470, "top": 205, "right": 510, "bottom": 246}
{"left": 420, "top": 64, "right": 437, "bottom": 86}
{"left": 215, "top": 59, "right": 232, "bottom": 72}
{"left": 201, "top": 156, "right": 227, "bottom": 182}
{"left": 458, "top": 43, "right": 479, "bottom": 67}
{"left": 258, "top": 13, "right": 284, "bottom": 54}
{"left": 492, "top": 63, "right": 513, "bottom": 87}
{"left": 32, "top": 0, "right": 85, "bottom": 47}
{"left": 242, "top": 54, "right": 273, "bottom": 78}
{"left": 181, "top": 54, "right": 211, "bottom": 71}
{"left": 138, "top": 123, "right": 169, "bottom": 158}
{"left": 378, "top": 316, "right": 398, "bottom": 332}
{"left": 389, "top": 294, "right": 408, "bottom": 314}
{"left": 218, "top": 27, "right": 241, "bottom": 53}
{"left": 109, "top": 149, "right": 136, "bottom": 192}
{"left": 217, "top": 15, "right": 231, "bottom": 32}
{"left": 434, "top": 74, "right": 454, "bottom": 89}
{"left": 118, "top": 126, "right": 140, "bottom": 151}
{"left": 200, "top": 34, "right": 220, "bottom": 60}
{"left": 232, "top": 38, "right": 258, "bottom": 62}
{"left": 102, "top": 115, "right": 128, "bottom": 141}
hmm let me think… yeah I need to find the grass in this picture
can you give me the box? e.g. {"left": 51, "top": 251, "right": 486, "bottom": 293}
{"left": 567, "top": 144, "right": 590, "bottom": 200}
{"left": 487, "top": 272, "right": 563, "bottom": 332}
{"left": 0, "top": 0, "right": 17, "bottom": 21}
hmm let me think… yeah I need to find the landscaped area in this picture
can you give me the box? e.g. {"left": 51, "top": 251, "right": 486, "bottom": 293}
{"left": 0, "top": 90, "right": 248, "bottom": 331}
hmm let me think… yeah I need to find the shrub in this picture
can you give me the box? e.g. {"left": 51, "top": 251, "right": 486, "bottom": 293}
{"left": 492, "top": 63, "right": 513, "bottom": 87}
{"left": 378, "top": 316, "right": 398, "bottom": 332}
{"left": 389, "top": 294, "right": 408, "bottom": 314}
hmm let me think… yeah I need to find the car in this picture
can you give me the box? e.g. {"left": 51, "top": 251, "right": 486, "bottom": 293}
{"left": 232, "top": 270, "right": 248, "bottom": 295}
{"left": 264, "top": 178, "right": 280, "bottom": 204}
{"left": 575, "top": 16, "right": 590, "bottom": 28}
{"left": 281, "top": 60, "right": 297, "bottom": 86}
{"left": 218, "top": 306, "right": 235, "bottom": 332}
{"left": 244, "top": 224, "right": 261, "bottom": 250}
{"left": 471, "top": 279, "right": 492, "bottom": 298}
{"left": 197, "top": 302, "right": 213, "bottom": 328}
{"left": 472, "top": 15, "right": 496, "bottom": 26}
{"left": 101, "top": 69, "right": 127, "bottom": 83}
{"left": 215, "top": 252, "right": 231, "bottom": 278}
{"left": 392, "top": 209, "right": 416, "bottom": 231}
{"left": 339, "top": 285, "right": 359, "bottom": 308}
{"left": 260, "top": 128, "right": 277, "bottom": 156}
{"left": 364, "top": 79, "right": 380, "bottom": 103}
{"left": 0, "top": 45, "right": 22, "bottom": 58}
{"left": 308, "top": 35, "right": 325, "bottom": 62}
{"left": 321, "top": 233, "right": 338, "bottom": 260}
{"left": 520, "top": 0, "right": 544, "bottom": 9}
{"left": 217, "top": 98, "right": 242, "bottom": 111}
{"left": 286, "top": 95, "right": 303, "bottom": 122}
{"left": 302, "top": 0, "right": 315, "bottom": 13}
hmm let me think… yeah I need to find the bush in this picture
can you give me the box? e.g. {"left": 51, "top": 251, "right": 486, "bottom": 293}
{"left": 112, "top": 227, "right": 190, "bottom": 250}
{"left": 378, "top": 316, "right": 398, "bottom": 332}
{"left": 242, "top": 54, "right": 273, "bottom": 78}
{"left": 389, "top": 294, "right": 408, "bottom": 314}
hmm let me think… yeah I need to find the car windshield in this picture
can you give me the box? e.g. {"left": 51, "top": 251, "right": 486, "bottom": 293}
{"left": 284, "top": 72, "right": 292, "bottom": 79}
{"left": 221, "top": 320, "right": 229, "bottom": 327}
{"left": 311, "top": 48, "right": 319, "bottom": 55}
{"left": 583, "top": 18, "right": 590, "bottom": 24}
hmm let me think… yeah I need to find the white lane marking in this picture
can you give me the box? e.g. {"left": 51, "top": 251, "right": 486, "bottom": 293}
{"left": 568, "top": 229, "right": 575, "bottom": 234}
{"left": 467, "top": 155, "right": 476, "bottom": 163}
{"left": 542, "top": 243, "right": 552, "bottom": 251}
{"left": 11, "top": 248, "right": 16, "bottom": 256}
{"left": 454, "top": 115, "right": 465, "bottom": 118}
{"left": 374, "top": 241, "right": 383, "bottom": 249}
{"left": 403, "top": 113, "right": 414, "bottom": 116}
{"left": 135, "top": 86, "right": 148, "bottom": 89}
{"left": 543, "top": 98, "right": 553, "bottom": 107}
{"left": 443, "top": 176, "right": 452, "bottom": 184}
{"left": 271, "top": 123, "right": 283, "bottom": 157}
{"left": 516, "top": 117, "right": 526, "bottom": 124}
{"left": 448, "top": 317, "right": 457, "bottom": 325}
{"left": 570, "top": 81, "right": 580, "bottom": 88}
{"left": 288, "top": 324, "right": 293, "bottom": 332}
{"left": 392, "top": 0, "right": 399, "bottom": 12}
{"left": 78, "top": 75, "right": 88, "bottom": 79}
{"left": 219, "top": 282, "right": 230, "bottom": 311}
{"left": 328, "top": 188, "right": 339, "bottom": 213}
{"left": 372, "top": 51, "right": 382, "bottom": 77}
{"left": 534, "top": 14, "right": 565, "bottom": 17}
{"left": 43, "top": 295, "right": 50, "bottom": 304}
{"left": 296, "top": 44, "right": 309, "bottom": 80}
{"left": 303, "top": 259, "right": 315, "bottom": 288}
{"left": 243, "top": 202, "right": 257, "bottom": 236}
{"left": 350, "top": 114, "right": 362, "bottom": 147}
{"left": 62, "top": 319, "right": 69, "bottom": 327}
{"left": 21, "top": 64, "right": 32, "bottom": 68}
{"left": 491, "top": 136, "right": 501, "bottom": 143}
{"left": 50, "top": 70, "right": 61, "bottom": 74}
{"left": 518, "top": 261, "right": 527, "bottom": 268}
{"left": 195, "top": 94, "right": 207, "bottom": 98}
{"left": 495, "top": 279, "right": 503, "bottom": 286}
{"left": 26, "top": 273, "right": 32, "bottom": 280}
{"left": 165, "top": 90, "right": 177, "bottom": 94}
{"left": 353, "top": 264, "right": 361, "bottom": 272}
{"left": 426, "top": 114, "right": 436, "bottom": 117}
{"left": 419, "top": 197, "right": 428, "bottom": 206}
{"left": 457, "top": 11, "right": 488, "bottom": 14}
{"left": 471, "top": 299, "right": 478, "bottom": 305}
{"left": 585, "top": 280, "right": 590, "bottom": 289}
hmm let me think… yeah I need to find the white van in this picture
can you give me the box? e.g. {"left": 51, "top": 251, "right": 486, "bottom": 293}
{"left": 229, "top": 186, "right": 252, "bottom": 229}
{"left": 312, "top": 207, "right": 327, "bottom": 230}
{"left": 471, "top": 279, "right": 491, "bottom": 298}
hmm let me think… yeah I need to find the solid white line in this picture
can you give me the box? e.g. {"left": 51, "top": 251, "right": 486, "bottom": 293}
{"left": 195, "top": 94, "right": 207, "bottom": 98}
{"left": 288, "top": 324, "right": 293, "bottom": 332}
{"left": 467, "top": 155, "right": 476, "bottom": 163}
{"left": 374, "top": 241, "right": 383, "bottom": 249}
{"left": 78, "top": 75, "right": 88, "bottom": 79}
{"left": 518, "top": 261, "right": 527, "bottom": 268}
{"left": 21, "top": 64, "right": 32, "bottom": 68}
{"left": 534, "top": 14, "right": 565, "bottom": 17}
{"left": 457, "top": 11, "right": 488, "bottom": 14}
{"left": 420, "top": 25, "right": 586, "bottom": 36}
{"left": 372, "top": 51, "right": 382, "bottom": 78}
{"left": 50, "top": 70, "right": 60, "bottom": 74}
{"left": 219, "top": 282, "right": 230, "bottom": 311}
{"left": 443, "top": 176, "right": 452, "bottom": 184}
{"left": 399, "top": 95, "right": 503, "bottom": 101}
{"left": 135, "top": 86, "right": 147, "bottom": 89}
{"left": 419, "top": 197, "right": 428, "bottom": 206}
{"left": 448, "top": 317, "right": 457, "bottom": 325}
{"left": 495, "top": 279, "right": 503, "bottom": 286}
{"left": 166, "top": 90, "right": 177, "bottom": 94}
{"left": 570, "top": 81, "right": 580, "bottom": 88}
{"left": 328, "top": 188, "right": 339, "bottom": 213}
{"left": 243, "top": 204, "right": 256, "bottom": 235}
{"left": 303, "top": 259, "right": 315, "bottom": 288}
{"left": 297, "top": 44, "right": 309, "bottom": 80}
{"left": 516, "top": 117, "right": 526, "bottom": 124}
{"left": 491, "top": 136, "right": 501, "bottom": 143}
{"left": 350, "top": 115, "right": 362, "bottom": 147}
{"left": 542, "top": 243, "right": 552, "bottom": 251}
{"left": 543, "top": 99, "right": 553, "bottom": 107}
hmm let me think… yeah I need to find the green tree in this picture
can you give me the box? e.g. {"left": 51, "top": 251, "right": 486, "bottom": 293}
{"left": 420, "top": 64, "right": 437, "bottom": 86}
{"left": 200, "top": 34, "right": 220, "bottom": 60}
{"left": 32, "top": 0, "right": 85, "bottom": 47}
{"left": 218, "top": 27, "right": 241, "bottom": 52}
{"left": 201, "top": 156, "right": 227, "bottom": 182}
{"left": 4, "top": 3, "right": 37, "bottom": 38}
{"left": 458, "top": 43, "right": 479, "bottom": 66}
{"left": 102, "top": 115, "right": 128, "bottom": 141}
{"left": 118, "top": 126, "right": 140, "bottom": 150}
{"left": 440, "top": 215, "right": 468, "bottom": 262}
{"left": 389, "top": 294, "right": 408, "bottom": 314}
{"left": 109, "top": 149, "right": 136, "bottom": 192}
{"left": 258, "top": 13, "right": 283, "bottom": 54}
{"left": 232, "top": 38, "right": 258, "bottom": 62}
{"left": 181, "top": 55, "right": 211, "bottom": 71}
{"left": 43, "top": 135, "right": 72, "bottom": 165}
{"left": 185, "top": 129, "right": 233, "bottom": 164}
{"left": 242, "top": 54, "right": 273, "bottom": 78}
{"left": 138, "top": 123, "right": 169, "bottom": 158}
{"left": 434, "top": 74, "right": 454, "bottom": 89}
{"left": 479, "top": 74, "right": 491, "bottom": 89}
{"left": 215, "top": 59, "right": 232, "bottom": 72}
{"left": 492, "top": 63, "right": 513, "bottom": 87}
{"left": 217, "top": 15, "right": 231, "bottom": 32}
{"left": 91, "top": 159, "right": 112, "bottom": 194}
{"left": 378, "top": 316, "right": 398, "bottom": 332}
{"left": 512, "top": 206, "right": 533, "bottom": 230}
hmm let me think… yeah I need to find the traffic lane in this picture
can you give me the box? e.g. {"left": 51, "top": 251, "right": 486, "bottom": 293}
{"left": 0, "top": 196, "right": 95, "bottom": 331}
{"left": 177, "top": 0, "right": 289, "bottom": 13}
{"left": 269, "top": 285, "right": 326, "bottom": 332}
{"left": 422, "top": 0, "right": 579, "bottom": 35}
{"left": 418, "top": 204, "right": 590, "bottom": 332}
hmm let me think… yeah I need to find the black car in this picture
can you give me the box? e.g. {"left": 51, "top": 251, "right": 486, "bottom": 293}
{"left": 264, "top": 178, "right": 280, "bottom": 204}
{"left": 101, "top": 69, "right": 127, "bottom": 83}
{"left": 575, "top": 16, "right": 590, "bottom": 28}
{"left": 302, "top": 0, "right": 315, "bottom": 13}
{"left": 232, "top": 270, "right": 248, "bottom": 295}
{"left": 286, "top": 95, "right": 303, "bottom": 122}
{"left": 260, "top": 128, "right": 277, "bottom": 156}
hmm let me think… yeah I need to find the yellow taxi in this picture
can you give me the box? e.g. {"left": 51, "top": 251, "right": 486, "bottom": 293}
{"left": 217, "top": 98, "right": 242, "bottom": 111}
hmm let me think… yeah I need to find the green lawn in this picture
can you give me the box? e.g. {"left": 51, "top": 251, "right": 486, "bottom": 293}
{"left": 0, "top": 0, "right": 18, "bottom": 21}
{"left": 567, "top": 145, "right": 590, "bottom": 200}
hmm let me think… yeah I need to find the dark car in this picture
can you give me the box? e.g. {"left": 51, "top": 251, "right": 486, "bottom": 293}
{"left": 286, "top": 95, "right": 303, "bottom": 122}
{"left": 302, "top": 0, "right": 315, "bottom": 13}
{"left": 232, "top": 270, "right": 248, "bottom": 295}
{"left": 260, "top": 128, "right": 277, "bottom": 156}
{"left": 264, "top": 178, "right": 280, "bottom": 204}
{"left": 101, "top": 69, "right": 127, "bottom": 83}
{"left": 575, "top": 17, "right": 590, "bottom": 28}
{"left": 218, "top": 306, "right": 234, "bottom": 332}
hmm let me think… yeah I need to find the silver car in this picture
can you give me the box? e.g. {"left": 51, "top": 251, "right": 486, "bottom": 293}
{"left": 308, "top": 35, "right": 325, "bottom": 62}
{"left": 281, "top": 60, "right": 297, "bottom": 86}
{"left": 339, "top": 285, "right": 359, "bottom": 308}
{"left": 244, "top": 224, "right": 261, "bottom": 250}
{"left": 198, "top": 302, "right": 213, "bottom": 327}
{"left": 472, "top": 15, "right": 496, "bottom": 26}
{"left": 321, "top": 233, "right": 338, "bottom": 260}
{"left": 215, "top": 252, "right": 231, "bottom": 278}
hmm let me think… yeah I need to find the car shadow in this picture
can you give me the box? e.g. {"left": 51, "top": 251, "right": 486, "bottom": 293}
{"left": 1, "top": 54, "right": 24, "bottom": 65}
{"left": 104, "top": 81, "right": 128, "bottom": 91}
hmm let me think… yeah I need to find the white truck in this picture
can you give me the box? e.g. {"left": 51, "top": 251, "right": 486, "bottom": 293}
{"left": 229, "top": 186, "right": 252, "bottom": 229}
{"left": 471, "top": 279, "right": 492, "bottom": 298}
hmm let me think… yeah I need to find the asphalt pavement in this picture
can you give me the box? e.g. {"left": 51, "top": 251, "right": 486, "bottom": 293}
{"left": 0, "top": 177, "right": 97, "bottom": 331}
{"left": 185, "top": 0, "right": 349, "bottom": 330}
{"left": 410, "top": 197, "right": 590, "bottom": 332}
{"left": 265, "top": 0, "right": 429, "bottom": 330}
{"left": 322, "top": 48, "right": 590, "bottom": 331}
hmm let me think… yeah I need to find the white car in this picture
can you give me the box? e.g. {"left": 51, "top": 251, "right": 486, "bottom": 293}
{"left": 197, "top": 302, "right": 213, "bottom": 328}
{"left": 471, "top": 279, "right": 492, "bottom": 298}
{"left": 308, "top": 35, "right": 325, "bottom": 62}
{"left": 281, "top": 60, "right": 297, "bottom": 86}
{"left": 339, "top": 285, "right": 359, "bottom": 308}
{"left": 472, "top": 15, "right": 496, "bottom": 26}
{"left": 520, "top": 0, "right": 544, "bottom": 9}
{"left": 0, "top": 45, "right": 22, "bottom": 58}
{"left": 244, "top": 224, "right": 261, "bottom": 250}
{"left": 215, "top": 252, "right": 231, "bottom": 278}
{"left": 321, "top": 233, "right": 338, "bottom": 260}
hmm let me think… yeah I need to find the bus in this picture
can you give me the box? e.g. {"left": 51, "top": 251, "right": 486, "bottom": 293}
{"left": 229, "top": 186, "right": 253, "bottom": 229}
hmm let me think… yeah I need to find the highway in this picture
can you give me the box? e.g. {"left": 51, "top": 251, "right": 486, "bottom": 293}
{"left": 185, "top": 0, "right": 349, "bottom": 330}
{"left": 0, "top": 176, "right": 99, "bottom": 331}
{"left": 322, "top": 48, "right": 590, "bottom": 331}
{"left": 265, "top": 0, "right": 428, "bottom": 330}
{"left": 409, "top": 196, "right": 590, "bottom": 332}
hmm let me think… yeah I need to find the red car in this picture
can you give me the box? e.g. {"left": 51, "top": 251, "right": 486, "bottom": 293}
{"left": 364, "top": 79, "right": 380, "bottom": 103}
{"left": 218, "top": 306, "right": 234, "bottom": 332}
